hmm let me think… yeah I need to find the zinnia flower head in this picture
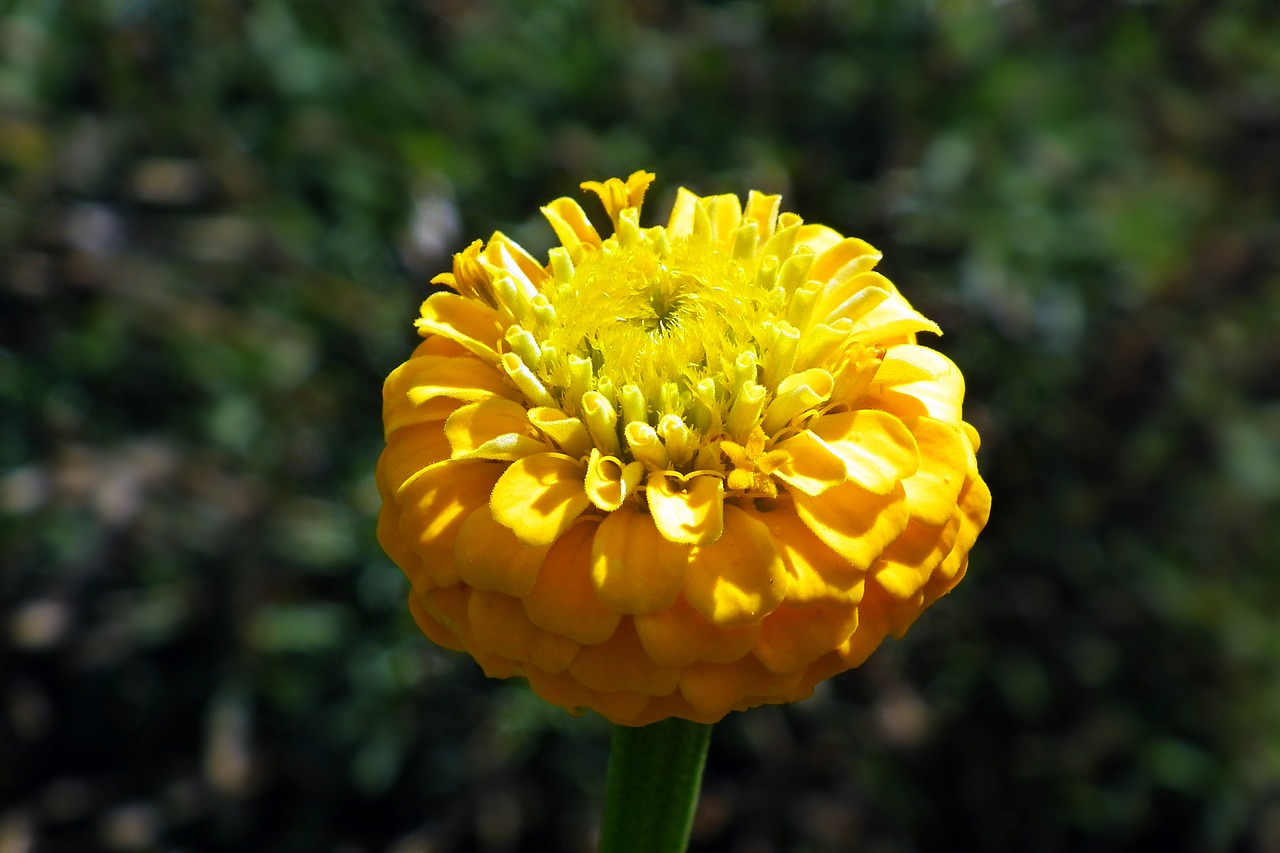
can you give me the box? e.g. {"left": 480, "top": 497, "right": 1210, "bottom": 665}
{"left": 377, "top": 172, "right": 990, "bottom": 726}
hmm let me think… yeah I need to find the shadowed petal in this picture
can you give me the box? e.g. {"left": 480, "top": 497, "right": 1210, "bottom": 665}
{"left": 523, "top": 518, "right": 621, "bottom": 646}
{"left": 591, "top": 505, "right": 689, "bottom": 614}
{"left": 807, "top": 409, "right": 919, "bottom": 495}
{"left": 490, "top": 453, "right": 591, "bottom": 547}
{"left": 684, "top": 505, "right": 789, "bottom": 628}
{"left": 634, "top": 596, "right": 760, "bottom": 667}
{"left": 455, "top": 505, "right": 552, "bottom": 597}
{"left": 792, "top": 480, "right": 910, "bottom": 572}
{"left": 647, "top": 472, "right": 725, "bottom": 544}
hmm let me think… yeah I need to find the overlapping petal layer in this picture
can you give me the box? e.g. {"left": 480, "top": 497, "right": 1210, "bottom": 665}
{"left": 378, "top": 173, "right": 990, "bottom": 725}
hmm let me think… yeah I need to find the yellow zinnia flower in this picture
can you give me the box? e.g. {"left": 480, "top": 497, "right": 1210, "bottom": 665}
{"left": 377, "top": 172, "right": 990, "bottom": 726}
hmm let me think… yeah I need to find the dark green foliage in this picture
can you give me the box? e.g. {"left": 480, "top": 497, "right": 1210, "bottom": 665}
{"left": 3, "top": 1, "right": 1278, "bottom": 850}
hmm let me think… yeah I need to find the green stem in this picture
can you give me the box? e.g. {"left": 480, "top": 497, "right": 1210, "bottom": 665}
{"left": 598, "top": 718, "right": 713, "bottom": 853}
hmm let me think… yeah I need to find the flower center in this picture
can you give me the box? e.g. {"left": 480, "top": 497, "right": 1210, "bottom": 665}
{"left": 536, "top": 235, "right": 776, "bottom": 449}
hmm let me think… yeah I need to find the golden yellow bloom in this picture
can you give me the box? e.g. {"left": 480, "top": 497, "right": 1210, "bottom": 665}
{"left": 377, "top": 172, "right": 990, "bottom": 726}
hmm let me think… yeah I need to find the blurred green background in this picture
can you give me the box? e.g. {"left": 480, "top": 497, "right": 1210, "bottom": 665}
{"left": 3, "top": 1, "right": 1279, "bottom": 850}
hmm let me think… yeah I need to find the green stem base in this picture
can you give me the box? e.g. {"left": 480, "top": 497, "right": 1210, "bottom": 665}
{"left": 598, "top": 718, "right": 714, "bottom": 853}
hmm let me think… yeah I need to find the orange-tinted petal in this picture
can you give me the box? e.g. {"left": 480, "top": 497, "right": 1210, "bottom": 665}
{"left": 454, "top": 505, "right": 552, "bottom": 597}
{"left": 395, "top": 459, "right": 504, "bottom": 587}
{"left": 738, "top": 500, "right": 865, "bottom": 606}
{"left": 378, "top": 503, "right": 426, "bottom": 588}
{"left": 683, "top": 505, "right": 788, "bottom": 628}
{"left": 872, "top": 515, "right": 960, "bottom": 601}
{"left": 568, "top": 620, "right": 682, "bottom": 697}
{"left": 408, "top": 588, "right": 467, "bottom": 652}
{"left": 490, "top": 453, "right": 591, "bottom": 547}
{"left": 753, "top": 602, "right": 860, "bottom": 675}
{"left": 679, "top": 656, "right": 803, "bottom": 718}
{"left": 522, "top": 665, "right": 591, "bottom": 717}
{"left": 523, "top": 518, "right": 621, "bottom": 646}
{"left": 634, "top": 596, "right": 760, "bottom": 667}
{"left": 792, "top": 480, "right": 910, "bottom": 572}
{"left": 591, "top": 505, "right": 689, "bottom": 614}
{"left": 375, "top": 421, "right": 451, "bottom": 499}
{"left": 467, "top": 589, "right": 579, "bottom": 673}
{"left": 935, "top": 474, "right": 992, "bottom": 584}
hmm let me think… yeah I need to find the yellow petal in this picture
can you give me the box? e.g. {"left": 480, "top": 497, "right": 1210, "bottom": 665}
{"left": 899, "top": 416, "right": 968, "bottom": 526}
{"left": 646, "top": 472, "right": 725, "bottom": 545}
{"left": 753, "top": 602, "right": 860, "bottom": 675}
{"left": 808, "top": 404, "right": 921, "bottom": 491}
{"left": 811, "top": 283, "right": 891, "bottom": 330}
{"left": 540, "top": 198, "right": 602, "bottom": 254}
{"left": 935, "top": 473, "right": 992, "bottom": 584}
{"left": 394, "top": 460, "right": 504, "bottom": 587}
{"left": 444, "top": 397, "right": 550, "bottom": 461}
{"left": 760, "top": 368, "right": 833, "bottom": 436}
{"left": 683, "top": 505, "right": 788, "bottom": 628}
{"left": 809, "top": 237, "right": 881, "bottom": 284}
{"left": 794, "top": 223, "right": 843, "bottom": 257}
{"left": 868, "top": 345, "right": 964, "bottom": 424}
{"left": 665, "top": 187, "right": 701, "bottom": 238}
{"left": 807, "top": 409, "right": 919, "bottom": 495}
{"left": 743, "top": 190, "right": 781, "bottom": 240}
{"left": 455, "top": 505, "right": 551, "bottom": 597}
{"left": 523, "top": 518, "right": 621, "bottom": 645}
{"left": 485, "top": 232, "right": 549, "bottom": 292}
{"left": 527, "top": 407, "right": 594, "bottom": 459}
{"left": 847, "top": 282, "right": 943, "bottom": 340}
{"left": 772, "top": 430, "right": 851, "bottom": 496}
{"left": 384, "top": 355, "right": 514, "bottom": 434}
{"left": 414, "top": 291, "right": 508, "bottom": 361}
{"left": 792, "top": 480, "right": 910, "bottom": 571}
{"left": 737, "top": 501, "right": 865, "bottom": 606}
{"left": 704, "top": 193, "right": 744, "bottom": 250}
{"left": 581, "top": 170, "right": 656, "bottom": 227}
{"left": 633, "top": 596, "right": 760, "bottom": 667}
{"left": 585, "top": 449, "right": 645, "bottom": 512}
{"left": 490, "top": 453, "right": 591, "bottom": 547}
{"left": 568, "top": 619, "right": 682, "bottom": 697}
{"left": 872, "top": 515, "right": 960, "bottom": 600}
{"left": 411, "top": 336, "right": 468, "bottom": 358}
{"left": 591, "top": 504, "right": 689, "bottom": 614}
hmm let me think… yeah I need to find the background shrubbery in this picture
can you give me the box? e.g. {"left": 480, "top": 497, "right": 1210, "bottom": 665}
{"left": 3, "top": 1, "right": 1279, "bottom": 850}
